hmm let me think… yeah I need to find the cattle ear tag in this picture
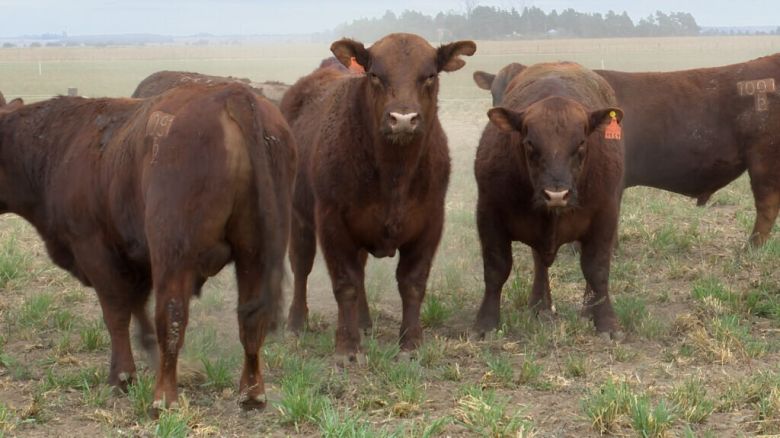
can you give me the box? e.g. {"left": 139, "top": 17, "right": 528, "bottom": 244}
{"left": 604, "top": 111, "right": 621, "bottom": 140}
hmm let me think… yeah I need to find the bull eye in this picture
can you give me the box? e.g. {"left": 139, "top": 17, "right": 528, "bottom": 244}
{"left": 368, "top": 72, "right": 382, "bottom": 87}
{"left": 574, "top": 140, "right": 586, "bottom": 157}
{"left": 423, "top": 74, "right": 436, "bottom": 87}
{"left": 523, "top": 140, "right": 537, "bottom": 158}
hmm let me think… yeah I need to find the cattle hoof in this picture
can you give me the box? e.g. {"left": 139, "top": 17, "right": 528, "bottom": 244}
{"left": 536, "top": 308, "right": 557, "bottom": 321}
{"left": 110, "top": 371, "right": 135, "bottom": 393}
{"left": 286, "top": 320, "right": 306, "bottom": 335}
{"left": 239, "top": 393, "right": 267, "bottom": 411}
{"left": 150, "top": 399, "right": 179, "bottom": 418}
{"left": 334, "top": 352, "right": 365, "bottom": 368}
{"left": 596, "top": 332, "right": 611, "bottom": 342}
{"left": 596, "top": 330, "right": 624, "bottom": 342}
{"left": 397, "top": 350, "right": 416, "bottom": 362}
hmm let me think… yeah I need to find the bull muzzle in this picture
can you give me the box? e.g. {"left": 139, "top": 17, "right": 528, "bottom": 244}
{"left": 543, "top": 188, "right": 570, "bottom": 208}
{"left": 388, "top": 112, "right": 420, "bottom": 134}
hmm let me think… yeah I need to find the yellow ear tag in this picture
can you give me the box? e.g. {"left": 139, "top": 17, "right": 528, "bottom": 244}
{"left": 605, "top": 111, "right": 621, "bottom": 140}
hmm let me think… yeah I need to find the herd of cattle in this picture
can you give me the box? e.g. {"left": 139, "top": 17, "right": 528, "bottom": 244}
{"left": 0, "top": 32, "right": 778, "bottom": 413}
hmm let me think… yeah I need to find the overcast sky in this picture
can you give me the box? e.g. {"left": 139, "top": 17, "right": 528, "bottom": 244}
{"left": 1, "top": 0, "right": 778, "bottom": 37}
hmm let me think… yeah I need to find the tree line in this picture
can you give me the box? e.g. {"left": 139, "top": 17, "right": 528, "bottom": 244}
{"left": 334, "top": 7, "right": 706, "bottom": 41}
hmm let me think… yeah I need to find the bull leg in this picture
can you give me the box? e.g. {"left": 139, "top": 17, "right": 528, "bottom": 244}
{"left": 131, "top": 291, "right": 159, "bottom": 373}
{"left": 152, "top": 270, "right": 195, "bottom": 411}
{"left": 529, "top": 249, "right": 553, "bottom": 314}
{"left": 287, "top": 212, "right": 316, "bottom": 332}
{"left": 396, "top": 218, "right": 443, "bottom": 351}
{"left": 748, "top": 176, "right": 780, "bottom": 247}
{"left": 70, "top": 238, "right": 141, "bottom": 391}
{"left": 234, "top": 253, "right": 276, "bottom": 410}
{"left": 747, "top": 145, "right": 780, "bottom": 247}
{"left": 579, "top": 217, "right": 619, "bottom": 336}
{"left": 356, "top": 250, "right": 372, "bottom": 332}
{"left": 474, "top": 209, "right": 512, "bottom": 335}
{"left": 98, "top": 294, "right": 138, "bottom": 391}
{"left": 317, "top": 208, "right": 365, "bottom": 364}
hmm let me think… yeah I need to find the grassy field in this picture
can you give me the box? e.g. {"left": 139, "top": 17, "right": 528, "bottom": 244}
{"left": 1, "top": 35, "right": 780, "bottom": 437}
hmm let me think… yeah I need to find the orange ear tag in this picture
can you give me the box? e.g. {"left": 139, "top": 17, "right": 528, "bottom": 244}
{"left": 604, "top": 111, "right": 621, "bottom": 140}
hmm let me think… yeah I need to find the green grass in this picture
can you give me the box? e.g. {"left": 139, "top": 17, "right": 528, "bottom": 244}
{"left": 421, "top": 294, "right": 452, "bottom": 328}
{"left": 417, "top": 336, "right": 446, "bottom": 368}
{"left": 718, "top": 370, "right": 780, "bottom": 414}
{"left": 52, "top": 309, "right": 76, "bottom": 331}
{"left": 200, "top": 356, "right": 235, "bottom": 390}
{"left": 42, "top": 366, "right": 104, "bottom": 392}
{"left": 670, "top": 377, "right": 715, "bottom": 424}
{"left": 517, "top": 354, "right": 544, "bottom": 387}
{"left": 404, "top": 416, "right": 453, "bottom": 438}
{"left": 580, "top": 378, "right": 634, "bottom": 434}
{"left": 455, "top": 386, "right": 534, "bottom": 437}
{"left": 80, "top": 319, "right": 109, "bottom": 352}
{"left": 276, "top": 355, "right": 330, "bottom": 427}
{"left": 482, "top": 350, "right": 514, "bottom": 387}
{"left": 128, "top": 373, "right": 155, "bottom": 419}
{"left": 318, "top": 406, "right": 385, "bottom": 438}
{"left": 629, "top": 395, "right": 675, "bottom": 438}
{"left": 82, "top": 383, "right": 112, "bottom": 408}
{"left": 17, "top": 293, "right": 54, "bottom": 328}
{"left": 614, "top": 295, "right": 648, "bottom": 333}
{"left": 564, "top": 353, "right": 588, "bottom": 378}
{"left": 154, "top": 408, "right": 192, "bottom": 438}
{"left": 0, "top": 233, "right": 30, "bottom": 289}
{"left": 0, "top": 403, "right": 17, "bottom": 436}
{"left": 381, "top": 357, "right": 425, "bottom": 406}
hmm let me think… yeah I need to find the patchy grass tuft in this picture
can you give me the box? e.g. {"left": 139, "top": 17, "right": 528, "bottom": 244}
{"left": 455, "top": 386, "right": 534, "bottom": 437}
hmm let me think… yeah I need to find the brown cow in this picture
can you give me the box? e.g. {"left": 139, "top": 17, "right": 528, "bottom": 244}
{"left": 132, "top": 70, "right": 291, "bottom": 106}
{"left": 281, "top": 33, "right": 475, "bottom": 363}
{"left": 0, "top": 91, "right": 5, "bottom": 107}
{"left": 0, "top": 82, "right": 296, "bottom": 411}
{"left": 476, "top": 54, "right": 780, "bottom": 246}
{"left": 474, "top": 62, "right": 624, "bottom": 338}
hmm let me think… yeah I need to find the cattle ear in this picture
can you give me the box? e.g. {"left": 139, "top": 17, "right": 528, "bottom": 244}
{"left": 1, "top": 98, "right": 23, "bottom": 113}
{"left": 473, "top": 71, "right": 495, "bottom": 90}
{"left": 437, "top": 40, "right": 477, "bottom": 72}
{"left": 330, "top": 38, "right": 371, "bottom": 71}
{"left": 487, "top": 107, "right": 524, "bottom": 133}
{"left": 588, "top": 107, "right": 623, "bottom": 134}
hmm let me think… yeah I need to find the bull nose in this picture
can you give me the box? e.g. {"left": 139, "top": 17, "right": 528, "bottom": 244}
{"left": 388, "top": 112, "right": 419, "bottom": 133}
{"left": 543, "top": 189, "right": 570, "bottom": 207}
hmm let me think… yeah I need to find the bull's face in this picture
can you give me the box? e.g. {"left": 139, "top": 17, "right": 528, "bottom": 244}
{"left": 488, "top": 97, "right": 622, "bottom": 210}
{"left": 331, "top": 33, "right": 476, "bottom": 145}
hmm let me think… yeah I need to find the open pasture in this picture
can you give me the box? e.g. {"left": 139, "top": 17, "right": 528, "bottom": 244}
{"left": 1, "top": 35, "right": 780, "bottom": 436}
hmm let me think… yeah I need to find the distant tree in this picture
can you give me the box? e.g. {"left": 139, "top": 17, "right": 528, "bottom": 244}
{"left": 2, "top": 42, "right": 16, "bottom": 48}
{"left": 604, "top": 10, "right": 634, "bottom": 37}
{"left": 334, "top": 7, "right": 702, "bottom": 40}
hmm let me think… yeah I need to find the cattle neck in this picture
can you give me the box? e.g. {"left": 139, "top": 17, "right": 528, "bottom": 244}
{"left": 357, "top": 79, "right": 432, "bottom": 203}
